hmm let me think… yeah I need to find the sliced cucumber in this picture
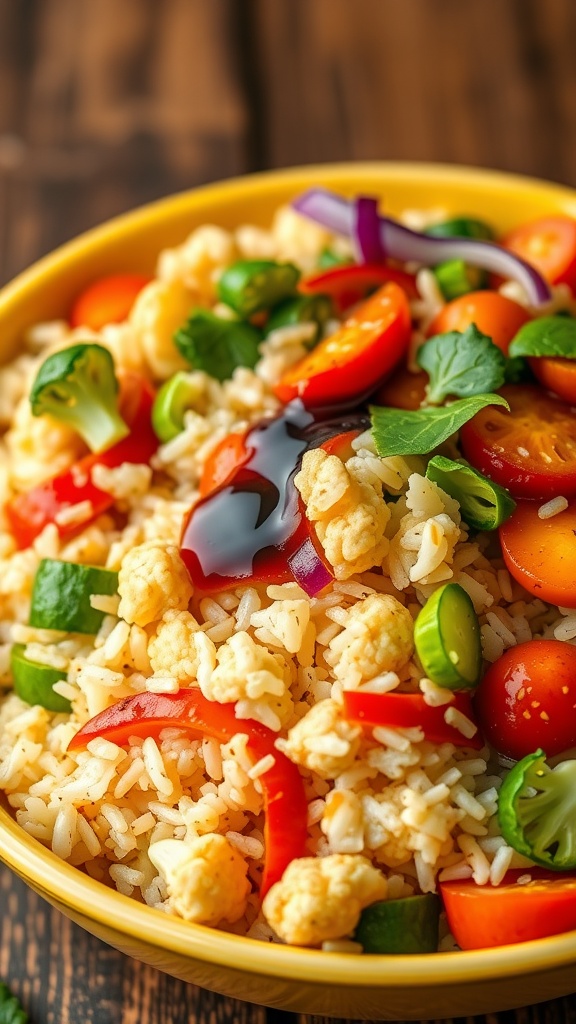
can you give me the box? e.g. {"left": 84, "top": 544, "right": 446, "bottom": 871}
{"left": 11, "top": 644, "right": 71, "bottom": 712}
{"left": 354, "top": 894, "right": 440, "bottom": 954}
{"left": 29, "top": 559, "right": 118, "bottom": 634}
{"left": 414, "top": 583, "right": 482, "bottom": 690}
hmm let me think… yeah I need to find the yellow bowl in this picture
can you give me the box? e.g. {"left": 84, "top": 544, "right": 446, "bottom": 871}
{"left": 2, "top": 163, "right": 576, "bottom": 1020}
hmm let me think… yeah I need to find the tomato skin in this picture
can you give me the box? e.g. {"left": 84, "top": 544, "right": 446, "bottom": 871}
{"left": 274, "top": 281, "right": 411, "bottom": 407}
{"left": 441, "top": 870, "right": 576, "bottom": 949}
{"left": 375, "top": 365, "right": 428, "bottom": 410}
{"left": 427, "top": 291, "right": 531, "bottom": 355}
{"left": 530, "top": 356, "right": 576, "bottom": 404}
{"left": 503, "top": 216, "right": 576, "bottom": 292}
{"left": 460, "top": 384, "right": 576, "bottom": 500}
{"left": 499, "top": 499, "right": 576, "bottom": 608}
{"left": 70, "top": 274, "right": 152, "bottom": 331}
{"left": 474, "top": 640, "right": 576, "bottom": 760}
{"left": 199, "top": 431, "right": 251, "bottom": 497}
{"left": 300, "top": 262, "right": 418, "bottom": 313}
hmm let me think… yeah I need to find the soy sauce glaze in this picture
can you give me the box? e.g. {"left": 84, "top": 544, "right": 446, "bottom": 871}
{"left": 180, "top": 400, "right": 369, "bottom": 592}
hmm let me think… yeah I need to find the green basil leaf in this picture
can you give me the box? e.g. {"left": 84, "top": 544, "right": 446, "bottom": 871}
{"left": 370, "top": 394, "right": 510, "bottom": 458}
{"left": 508, "top": 316, "right": 576, "bottom": 359}
{"left": 426, "top": 454, "right": 516, "bottom": 530}
{"left": 417, "top": 324, "right": 507, "bottom": 404}
{"left": 174, "top": 310, "right": 262, "bottom": 383}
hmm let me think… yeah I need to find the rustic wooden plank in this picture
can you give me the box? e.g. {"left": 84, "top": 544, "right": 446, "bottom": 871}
{"left": 0, "top": 0, "right": 248, "bottom": 286}
{"left": 252, "top": 0, "right": 576, "bottom": 184}
{"left": 0, "top": 865, "right": 269, "bottom": 1024}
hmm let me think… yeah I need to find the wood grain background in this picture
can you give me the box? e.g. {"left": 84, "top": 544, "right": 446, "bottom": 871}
{"left": 1, "top": 1, "right": 576, "bottom": 1021}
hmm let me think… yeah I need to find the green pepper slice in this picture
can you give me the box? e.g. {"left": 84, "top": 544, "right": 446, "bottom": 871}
{"left": 11, "top": 644, "right": 71, "bottom": 712}
{"left": 152, "top": 372, "right": 199, "bottom": 443}
{"left": 425, "top": 217, "right": 495, "bottom": 241}
{"left": 426, "top": 454, "right": 516, "bottom": 531}
{"left": 30, "top": 559, "right": 119, "bottom": 634}
{"left": 217, "top": 259, "right": 300, "bottom": 317}
{"left": 433, "top": 259, "right": 487, "bottom": 301}
{"left": 354, "top": 894, "right": 440, "bottom": 953}
{"left": 413, "top": 582, "right": 482, "bottom": 690}
{"left": 498, "top": 750, "right": 576, "bottom": 870}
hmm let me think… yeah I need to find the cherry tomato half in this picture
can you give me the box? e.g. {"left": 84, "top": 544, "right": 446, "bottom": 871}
{"left": 499, "top": 498, "right": 576, "bottom": 608}
{"left": 427, "top": 291, "right": 531, "bottom": 355}
{"left": 70, "top": 274, "right": 152, "bottom": 331}
{"left": 460, "top": 384, "right": 576, "bottom": 500}
{"left": 274, "top": 281, "right": 411, "bottom": 408}
{"left": 441, "top": 870, "right": 576, "bottom": 949}
{"left": 530, "top": 355, "right": 576, "bottom": 404}
{"left": 503, "top": 215, "right": 576, "bottom": 292}
{"left": 474, "top": 639, "right": 576, "bottom": 760}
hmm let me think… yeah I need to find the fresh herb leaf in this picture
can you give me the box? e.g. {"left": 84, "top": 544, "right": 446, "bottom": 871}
{"left": 417, "top": 324, "right": 507, "bottom": 404}
{"left": 174, "top": 310, "right": 262, "bottom": 383}
{"left": 0, "top": 982, "right": 28, "bottom": 1024}
{"left": 508, "top": 316, "right": 576, "bottom": 359}
{"left": 426, "top": 455, "right": 516, "bottom": 530}
{"left": 370, "top": 394, "right": 510, "bottom": 458}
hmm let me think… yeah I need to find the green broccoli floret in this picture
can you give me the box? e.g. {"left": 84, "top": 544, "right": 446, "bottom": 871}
{"left": 30, "top": 343, "right": 130, "bottom": 453}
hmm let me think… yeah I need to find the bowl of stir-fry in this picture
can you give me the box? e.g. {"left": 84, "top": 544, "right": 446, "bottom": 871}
{"left": 1, "top": 163, "right": 576, "bottom": 1019}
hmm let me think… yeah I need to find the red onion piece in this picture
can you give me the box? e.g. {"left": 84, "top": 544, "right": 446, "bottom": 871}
{"left": 287, "top": 537, "right": 333, "bottom": 596}
{"left": 352, "top": 196, "right": 386, "bottom": 264}
{"left": 293, "top": 187, "right": 552, "bottom": 306}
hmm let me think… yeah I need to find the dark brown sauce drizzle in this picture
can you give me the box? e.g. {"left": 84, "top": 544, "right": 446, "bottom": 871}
{"left": 180, "top": 401, "right": 369, "bottom": 592}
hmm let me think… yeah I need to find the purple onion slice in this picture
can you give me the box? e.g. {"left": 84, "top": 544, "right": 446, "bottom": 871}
{"left": 287, "top": 536, "right": 333, "bottom": 596}
{"left": 293, "top": 187, "right": 552, "bottom": 306}
{"left": 352, "top": 196, "right": 387, "bottom": 264}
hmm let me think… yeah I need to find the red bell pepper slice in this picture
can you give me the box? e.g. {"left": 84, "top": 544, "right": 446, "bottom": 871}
{"left": 5, "top": 373, "right": 158, "bottom": 549}
{"left": 198, "top": 430, "right": 252, "bottom": 498}
{"left": 274, "top": 281, "right": 412, "bottom": 408}
{"left": 67, "top": 688, "right": 308, "bottom": 896}
{"left": 343, "top": 690, "right": 483, "bottom": 749}
{"left": 300, "top": 262, "right": 418, "bottom": 313}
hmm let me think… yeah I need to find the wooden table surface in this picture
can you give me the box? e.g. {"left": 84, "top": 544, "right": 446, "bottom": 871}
{"left": 1, "top": 1, "right": 576, "bottom": 1021}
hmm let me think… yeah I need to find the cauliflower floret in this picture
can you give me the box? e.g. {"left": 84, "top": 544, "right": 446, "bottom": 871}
{"left": 202, "top": 632, "right": 286, "bottom": 704}
{"left": 130, "top": 278, "right": 193, "bottom": 380}
{"left": 280, "top": 699, "right": 361, "bottom": 779}
{"left": 262, "top": 854, "right": 387, "bottom": 946}
{"left": 294, "top": 449, "right": 390, "bottom": 580}
{"left": 149, "top": 609, "right": 207, "bottom": 682}
{"left": 149, "top": 835, "right": 250, "bottom": 925}
{"left": 157, "top": 224, "right": 238, "bottom": 297}
{"left": 117, "top": 542, "right": 193, "bottom": 627}
{"left": 325, "top": 594, "right": 414, "bottom": 688}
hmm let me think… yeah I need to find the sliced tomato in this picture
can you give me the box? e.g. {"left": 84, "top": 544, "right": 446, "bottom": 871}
{"left": 499, "top": 498, "right": 576, "bottom": 608}
{"left": 474, "top": 639, "right": 576, "bottom": 759}
{"left": 274, "top": 281, "right": 411, "bottom": 407}
{"left": 427, "top": 291, "right": 531, "bottom": 355}
{"left": 375, "top": 365, "right": 428, "bottom": 410}
{"left": 199, "top": 431, "right": 251, "bottom": 497}
{"left": 441, "top": 870, "right": 576, "bottom": 949}
{"left": 300, "top": 262, "right": 418, "bottom": 313}
{"left": 70, "top": 274, "right": 152, "bottom": 331}
{"left": 503, "top": 216, "right": 576, "bottom": 292}
{"left": 530, "top": 355, "right": 576, "bottom": 404}
{"left": 460, "top": 384, "right": 576, "bottom": 500}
